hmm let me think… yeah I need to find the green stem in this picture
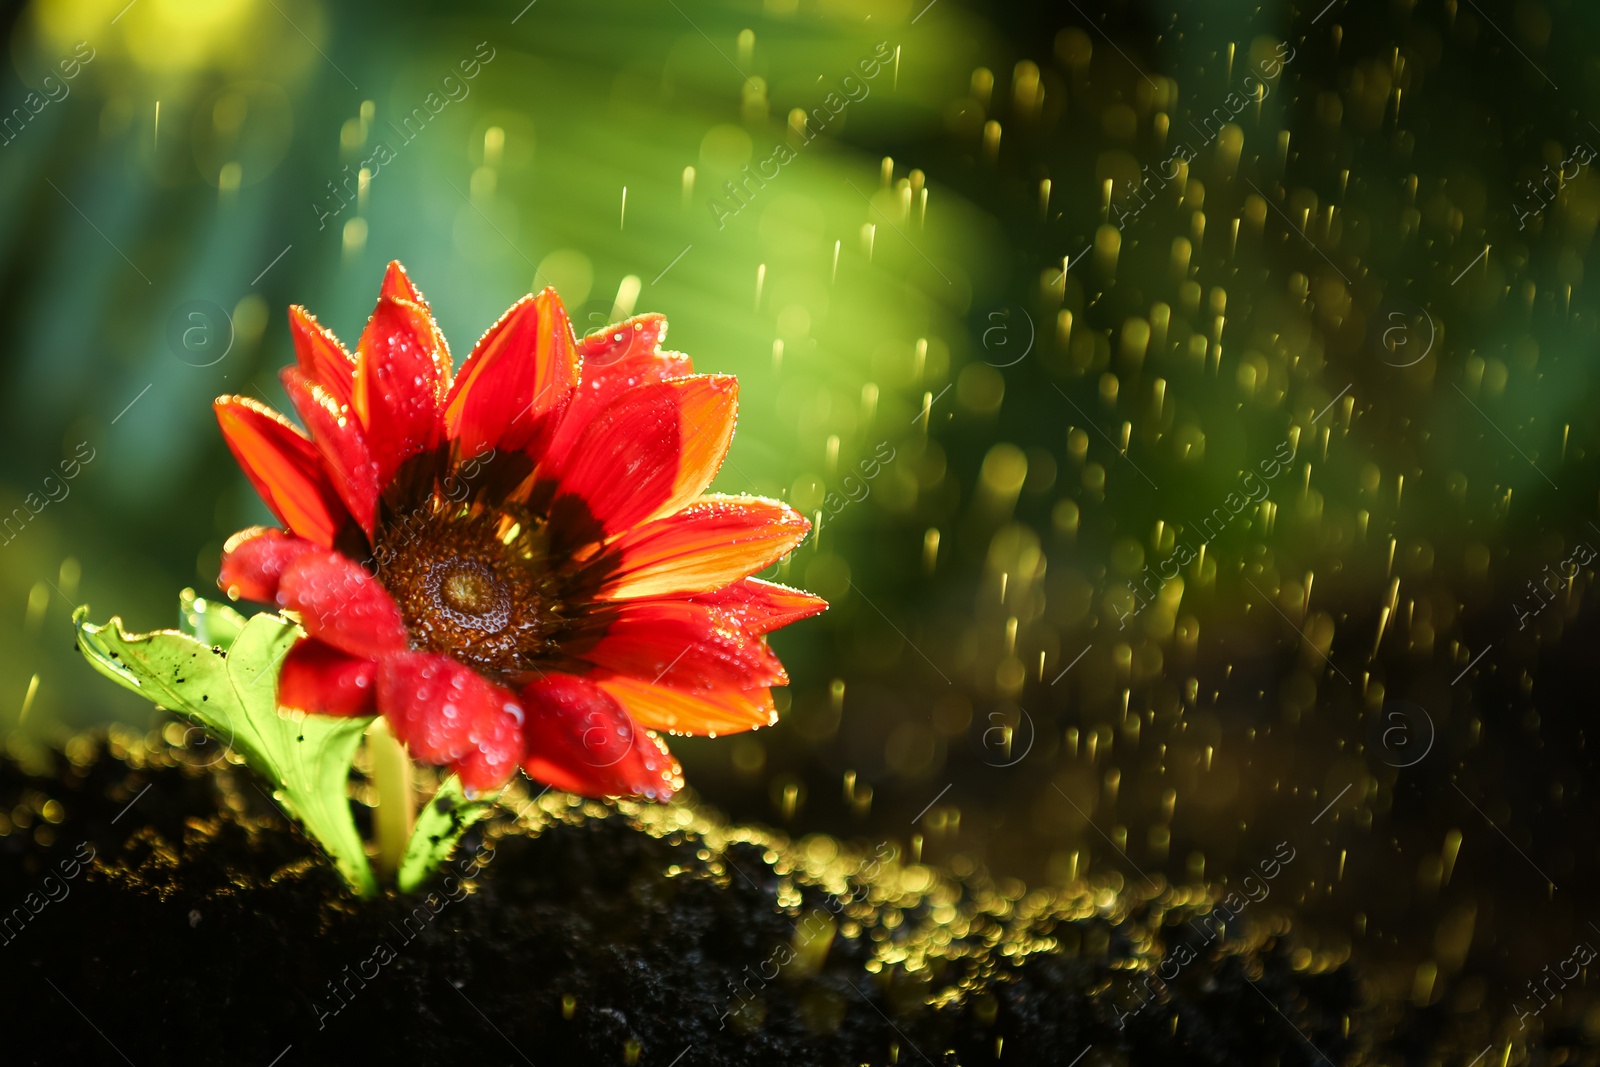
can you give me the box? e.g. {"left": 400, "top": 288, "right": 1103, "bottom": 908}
{"left": 368, "top": 718, "right": 414, "bottom": 883}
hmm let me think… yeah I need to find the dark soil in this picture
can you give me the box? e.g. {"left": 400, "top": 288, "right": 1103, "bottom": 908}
{"left": 0, "top": 735, "right": 1360, "bottom": 1066}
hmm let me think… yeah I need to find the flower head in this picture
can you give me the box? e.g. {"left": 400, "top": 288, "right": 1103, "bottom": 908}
{"left": 215, "top": 262, "right": 824, "bottom": 798}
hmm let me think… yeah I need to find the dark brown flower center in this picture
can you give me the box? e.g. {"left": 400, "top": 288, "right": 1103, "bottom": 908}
{"left": 373, "top": 505, "right": 569, "bottom": 682}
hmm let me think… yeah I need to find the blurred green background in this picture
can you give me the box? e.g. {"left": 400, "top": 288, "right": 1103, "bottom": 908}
{"left": 5, "top": 0, "right": 1600, "bottom": 1054}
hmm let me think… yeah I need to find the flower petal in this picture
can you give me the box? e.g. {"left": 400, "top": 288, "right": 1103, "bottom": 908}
{"left": 278, "top": 638, "right": 377, "bottom": 716}
{"left": 377, "top": 651, "right": 524, "bottom": 777}
{"left": 597, "top": 495, "right": 810, "bottom": 600}
{"left": 375, "top": 259, "right": 427, "bottom": 305}
{"left": 547, "top": 375, "right": 737, "bottom": 540}
{"left": 218, "top": 526, "right": 325, "bottom": 603}
{"left": 450, "top": 708, "right": 526, "bottom": 792}
{"left": 685, "top": 577, "right": 829, "bottom": 635}
{"left": 595, "top": 672, "right": 777, "bottom": 735}
{"left": 444, "top": 288, "right": 579, "bottom": 461}
{"left": 520, "top": 673, "right": 681, "bottom": 800}
{"left": 577, "top": 313, "right": 671, "bottom": 368}
{"left": 280, "top": 368, "right": 381, "bottom": 535}
{"left": 276, "top": 551, "right": 408, "bottom": 658}
{"left": 353, "top": 266, "right": 450, "bottom": 486}
{"left": 545, "top": 314, "right": 689, "bottom": 472}
{"left": 581, "top": 599, "right": 787, "bottom": 691}
{"left": 288, "top": 306, "right": 356, "bottom": 410}
{"left": 215, "top": 396, "right": 353, "bottom": 548}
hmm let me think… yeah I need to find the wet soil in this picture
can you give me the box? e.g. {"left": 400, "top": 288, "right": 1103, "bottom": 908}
{"left": 0, "top": 737, "right": 1358, "bottom": 1066}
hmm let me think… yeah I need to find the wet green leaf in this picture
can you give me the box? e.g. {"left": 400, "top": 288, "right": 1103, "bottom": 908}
{"left": 397, "top": 775, "right": 495, "bottom": 894}
{"left": 74, "top": 604, "right": 377, "bottom": 897}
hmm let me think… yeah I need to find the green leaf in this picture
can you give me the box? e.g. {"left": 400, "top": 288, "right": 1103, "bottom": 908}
{"left": 177, "top": 587, "right": 248, "bottom": 650}
{"left": 397, "top": 775, "right": 495, "bottom": 893}
{"left": 221, "top": 615, "right": 378, "bottom": 896}
{"left": 74, "top": 605, "right": 378, "bottom": 897}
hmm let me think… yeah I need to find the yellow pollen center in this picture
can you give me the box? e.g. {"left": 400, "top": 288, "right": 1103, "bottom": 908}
{"left": 442, "top": 569, "right": 496, "bottom": 614}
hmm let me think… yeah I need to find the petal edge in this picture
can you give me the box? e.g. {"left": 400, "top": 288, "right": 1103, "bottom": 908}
{"left": 215, "top": 396, "right": 352, "bottom": 547}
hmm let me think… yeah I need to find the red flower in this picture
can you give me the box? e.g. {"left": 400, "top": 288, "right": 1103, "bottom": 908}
{"left": 214, "top": 262, "right": 825, "bottom": 798}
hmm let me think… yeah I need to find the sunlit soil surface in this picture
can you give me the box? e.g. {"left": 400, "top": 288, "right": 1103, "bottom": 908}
{"left": 0, "top": 732, "right": 1374, "bottom": 1065}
